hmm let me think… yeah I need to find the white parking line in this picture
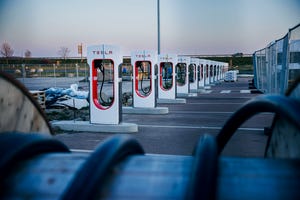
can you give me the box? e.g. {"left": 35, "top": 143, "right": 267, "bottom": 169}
{"left": 220, "top": 90, "right": 231, "bottom": 93}
{"left": 171, "top": 111, "right": 234, "bottom": 114}
{"left": 200, "top": 90, "right": 252, "bottom": 94}
{"left": 199, "top": 90, "right": 212, "bottom": 94}
{"left": 189, "top": 102, "right": 243, "bottom": 105}
{"left": 139, "top": 124, "right": 264, "bottom": 131}
{"left": 240, "top": 90, "right": 251, "bottom": 93}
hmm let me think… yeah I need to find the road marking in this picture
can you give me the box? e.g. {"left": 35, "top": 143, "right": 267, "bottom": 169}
{"left": 189, "top": 102, "right": 243, "bottom": 105}
{"left": 199, "top": 90, "right": 212, "bottom": 94}
{"left": 139, "top": 124, "right": 264, "bottom": 131}
{"left": 200, "top": 90, "right": 252, "bottom": 94}
{"left": 220, "top": 90, "right": 231, "bottom": 93}
{"left": 240, "top": 90, "right": 251, "bottom": 93}
{"left": 171, "top": 111, "right": 234, "bottom": 114}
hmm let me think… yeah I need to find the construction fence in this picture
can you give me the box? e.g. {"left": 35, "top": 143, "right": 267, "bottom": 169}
{"left": 0, "top": 63, "right": 133, "bottom": 79}
{"left": 253, "top": 23, "right": 300, "bottom": 95}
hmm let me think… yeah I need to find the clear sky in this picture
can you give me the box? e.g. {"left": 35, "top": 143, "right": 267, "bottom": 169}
{"left": 0, "top": 0, "right": 299, "bottom": 57}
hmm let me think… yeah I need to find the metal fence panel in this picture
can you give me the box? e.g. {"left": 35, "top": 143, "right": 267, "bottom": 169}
{"left": 287, "top": 25, "right": 300, "bottom": 90}
{"left": 253, "top": 23, "right": 300, "bottom": 95}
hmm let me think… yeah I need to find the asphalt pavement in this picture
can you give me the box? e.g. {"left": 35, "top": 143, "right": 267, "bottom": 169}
{"left": 52, "top": 77, "right": 274, "bottom": 157}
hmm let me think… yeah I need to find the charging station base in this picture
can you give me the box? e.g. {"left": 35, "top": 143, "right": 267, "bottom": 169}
{"left": 51, "top": 121, "right": 138, "bottom": 133}
{"left": 122, "top": 107, "right": 169, "bottom": 115}
{"left": 157, "top": 98, "right": 186, "bottom": 104}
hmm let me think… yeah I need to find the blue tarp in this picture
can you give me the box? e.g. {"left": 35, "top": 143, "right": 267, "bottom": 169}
{"left": 45, "top": 84, "right": 89, "bottom": 108}
{"left": 45, "top": 84, "right": 88, "bottom": 99}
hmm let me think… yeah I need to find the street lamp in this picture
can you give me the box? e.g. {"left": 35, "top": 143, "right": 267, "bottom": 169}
{"left": 157, "top": 0, "right": 160, "bottom": 54}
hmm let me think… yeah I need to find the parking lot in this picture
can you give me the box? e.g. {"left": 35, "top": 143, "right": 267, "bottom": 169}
{"left": 49, "top": 77, "right": 273, "bottom": 157}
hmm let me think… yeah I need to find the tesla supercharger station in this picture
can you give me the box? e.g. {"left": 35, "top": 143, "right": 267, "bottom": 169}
{"left": 123, "top": 50, "right": 168, "bottom": 114}
{"left": 198, "top": 59, "right": 206, "bottom": 88}
{"left": 217, "top": 63, "right": 221, "bottom": 81}
{"left": 224, "top": 63, "right": 229, "bottom": 79}
{"left": 158, "top": 54, "right": 177, "bottom": 99}
{"left": 176, "top": 56, "right": 190, "bottom": 96}
{"left": 209, "top": 62, "right": 215, "bottom": 84}
{"left": 212, "top": 63, "right": 217, "bottom": 84}
{"left": 189, "top": 58, "right": 199, "bottom": 92}
{"left": 52, "top": 44, "right": 138, "bottom": 133}
{"left": 216, "top": 63, "right": 219, "bottom": 82}
{"left": 221, "top": 63, "right": 226, "bottom": 80}
{"left": 222, "top": 64, "right": 225, "bottom": 80}
{"left": 215, "top": 63, "right": 219, "bottom": 82}
{"left": 204, "top": 62, "right": 210, "bottom": 86}
{"left": 156, "top": 54, "right": 186, "bottom": 104}
{"left": 87, "top": 44, "right": 122, "bottom": 124}
{"left": 223, "top": 63, "right": 229, "bottom": 79}
{"left": 218, "top": 63, "right": 222, "bottom": 82}
{"left": 218, "top": 63, "right": 223, "bottom": 80}
{"left": 131, "top": 50, "right": 157, "bottom": 108}
{"left": 53, "top": 45, "right": 138, "bottom": 133}
{"left": 219, "top": 63, "right": 223, "bottom": 81}
{"left": 216, "top": 64, "right": 219, "bottom": 82}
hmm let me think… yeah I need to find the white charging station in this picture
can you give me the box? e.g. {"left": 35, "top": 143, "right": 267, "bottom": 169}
{"left": 158, "top": 54, "right": 177, "bottom": 99}
{"left": 217, "top": 63, "right": 221, "bottom": 81}
{"left": 157, "top": 54, "right": 186, "bottom": 104}
{"left": 209, "top": 61, "right": 214, "bottom": 85}
{"left": 198, "top": 59, "right": 206, "bottom": 89}
{"left": 204, "top": 62, "right": 210, "bottom": 86}
{"left": 220, "top": 62, "right": 227, "bottom": 81}
{"left": 123, "top": 50, "right": 168, "bottom": 114}
{"left": 220, "top": 64, "right": 225, "bottom": 80}
{"left": 220, "top": 64, "right": 224, "bottom": 80}
{"left": 211, "top": 63, "right": 217, "bottom": 84}
{"left": 213, "top": 63, "right": 219, "bottom": 83}
{"left": 215, "top": 63, "right": 220, "bottom": 83}
{"left": 52, "top": 44, "right": 138, "bottom": 132}
{"left": 132, "top": 50, "right": 157, "bottom": 108}
{"left": 202, "top": 60, "right": 214, "bottom": 90}
{"left": 218, "top": 62, "right": 226, "bottom": 82}
{"left": 224, "top": 63, "right": 229, "bottom": 79}
{"left": 176, "top": 56, "right": 190, "bottom": 96}
{"left": 189, "top": 58, "right": 199, "bottom": 92}
{"left": 88, "top": 44, "right": 121, "bottom": 124}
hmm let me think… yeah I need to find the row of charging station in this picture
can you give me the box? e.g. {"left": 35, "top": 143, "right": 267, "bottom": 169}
{"left": 198, "top": 59, "right": 229, "bottom": 88}
{"left": 87, "top": 44, "right": 228, "bottom": 127}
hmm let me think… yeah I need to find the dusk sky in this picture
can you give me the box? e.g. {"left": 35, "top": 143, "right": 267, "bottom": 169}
{"left": 0, "top": 0, "right": 299, "bottom": 57}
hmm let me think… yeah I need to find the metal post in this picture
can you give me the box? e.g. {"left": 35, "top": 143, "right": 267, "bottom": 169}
{"left": 53, "top": 64, "right": 57, "bottom": 88}
{"left": 157, "top": 0, "right": 160, "bottom": 55}
{"left": 21, "top": 64, "right": 25, "bottom": 84}
{"left": 76, "top": 63, "right": 79, "bottom": 85}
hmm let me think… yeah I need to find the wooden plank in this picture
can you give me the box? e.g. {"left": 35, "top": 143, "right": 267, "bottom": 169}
{"left": 30, "top": 90, "right": 46, "bottom": 109}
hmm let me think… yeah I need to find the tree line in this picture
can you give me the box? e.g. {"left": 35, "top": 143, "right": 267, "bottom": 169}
{"left": 0, "top": 42, "right": 72, "bottom": 64}
{"left": 1, "top": 42, "right": 253, "bottom": 67}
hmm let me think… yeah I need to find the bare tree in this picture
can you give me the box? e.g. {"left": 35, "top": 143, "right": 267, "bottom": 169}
{"left": 1, "top": 42, "right": 14, "bottom": 64}
{"left": 58, "top": 46, "right": 71, "bottom": 76}
{"left": 58, "top": 46, "right": 71, "bottom": 60}
{"left": 24, "top": 49, "right": 31, "bottom": 58}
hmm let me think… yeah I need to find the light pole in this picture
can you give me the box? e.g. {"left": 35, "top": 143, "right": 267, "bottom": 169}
{"left": 157, "top": 0, "right": 161, "bottom": 55}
